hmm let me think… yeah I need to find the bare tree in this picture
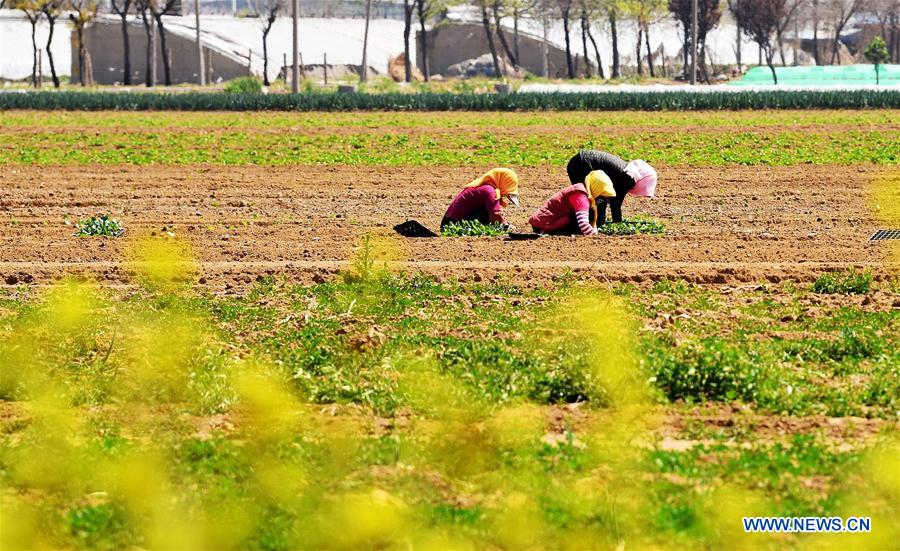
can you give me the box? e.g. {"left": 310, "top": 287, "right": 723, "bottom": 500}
{"left": 733, "top": 0, "right": 784, "bottom": 82}
{"left": 727, "top": 0, "right": 742, "bottom": 69}
{"left": 668, "top": 0, "right": 722, "bottom": 81}
{"left": 149, "top": 0, "right": 178, "bottom": 85}
{"left": 866, "top": 0, "right": 898, "bottom": 62}
{"left": 136, "top": 0, "right": 154, "bottom": 86}
{"left": 69, "top": 0, "right": 99, "bottom": 86}
{"left": 631, "top": 0, "right": 666, "bottom": 77}
{"left": 774, "top": 0, "right": 805, "bottom": 65}
{"left": 559, "top": 0, "right": 575, "bottom": 77}
{"left": 41, "top": 0, "right": 63, "bottom": 87}
{"left": 493, "top": 1, "right": 520, "bottom": 68}
{"left": 362, "top": 0, "right": 372, "bottom": 82}
{"left": 607, "top": 0, "right": 622, "bottom": 77}
{"left": 474, "top": 0, "right": 505, "bottom": 78}
{"left": 403, "top": 0, "right": 416, "bottom": 82}
{"left": 110, "top": 0, "right": 134, "bottom": 85}
{"left": 250, "top": 0, "right": 284, "bottom": 85}
{"left": 582, "top": 0, "right": 606, "bottom": 77}
{"left": 824, "top": 0, "right": 865, "bottom": 64}
{"left": 15, "top": 0, "right": 43, "bottom": 87}
{"left": 415, "top": 0, "right": 451, "bottom": 81}
{"left": 580, "top": 1, "right": 593, "bottom": 75}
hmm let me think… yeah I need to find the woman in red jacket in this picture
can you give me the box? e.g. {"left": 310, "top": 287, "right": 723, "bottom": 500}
{"left": 528, "top": 171, "right": 616, "bottom": 236}
{"left": 441, "top": 168, "right": 520, "bottom": 230}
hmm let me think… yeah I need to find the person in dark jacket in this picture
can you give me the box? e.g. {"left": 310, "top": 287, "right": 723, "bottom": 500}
{"left": 565, "top": 150, "right": 658, "bottom": 225}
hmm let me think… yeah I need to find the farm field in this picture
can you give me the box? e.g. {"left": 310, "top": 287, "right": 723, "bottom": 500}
{"left": 1, "top": 109, "right": 898, "bottom": 549}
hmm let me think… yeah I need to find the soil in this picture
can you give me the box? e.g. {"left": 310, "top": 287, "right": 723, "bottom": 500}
{"left": 0, "top": 164, "right": 893, "bottom": 290}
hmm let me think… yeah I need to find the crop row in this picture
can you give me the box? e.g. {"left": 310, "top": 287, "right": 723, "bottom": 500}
{"left": 2, "top": 109, "right": 895, "bottom": 130}
{"left": 2, "top": 89, "right": 900, "bottom": 111}
{"left": 3, "top": 128, "right": 896, "bottom": 166}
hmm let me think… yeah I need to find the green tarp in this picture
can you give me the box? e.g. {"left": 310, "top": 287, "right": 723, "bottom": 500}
{"left": 730, "top": 64, "right": 900, "bottom": 86}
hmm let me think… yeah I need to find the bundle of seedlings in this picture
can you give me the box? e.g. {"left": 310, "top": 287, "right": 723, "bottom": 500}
{"left": 73, "top": 214, "right": 125, "bottom": 237}
{"left": 441, "top": 220, "right": 509, "bottom": 237}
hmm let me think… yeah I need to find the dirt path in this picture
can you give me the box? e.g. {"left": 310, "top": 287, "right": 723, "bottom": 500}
{"left": 0, "top": 164, "right": 892, "bottom": 289}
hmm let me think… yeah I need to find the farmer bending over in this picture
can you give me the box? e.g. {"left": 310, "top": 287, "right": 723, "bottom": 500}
{"left": 441, "top": 168, "right": 520, "bottom": 230}
{"left": 566, "top": 150, "right": 657, "bottom": 225}
{"left": 528, "top": 170, "right": 616, "bottom": 235}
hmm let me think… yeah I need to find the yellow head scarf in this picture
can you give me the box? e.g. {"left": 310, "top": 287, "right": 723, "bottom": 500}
{"left": 584, "top": 170, "right": 616, "bottom": 223}
{"left": 465, "top": 168, "right": 519, "bottom": 206}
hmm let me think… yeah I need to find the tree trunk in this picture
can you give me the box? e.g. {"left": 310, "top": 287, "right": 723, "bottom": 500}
{"left": 120, "top": 14, "right": 132, "bottom": 84}
{"left": 890, "top": 17, "right": 896, "bottom": 62}
{"left": 361, "top": 0, "right": 371, "bottom": 82}
{"left": 699, "top": 39, "right": 708, "bottom": 82}
{"left": 403, "top": 1, "right": 413, "bottom": 82}
{"left": 513, "top": 7, "right": 520, "bottom": 62}
{"left": 635, "top": 24, "right": 643, "bottom": 76}
{"left": 561, "top": 5, "right": 574, "bottom": 78}
{"left": 831, "top": 27, "right": 841, "bottom": 64}
{"left": 480, "top": 3, "right": 503, "bottom": 78}
{"left": 587, "top": 19, "right": 606, "bottom": 79}
{"left": 262, "top": 28, "right": 271, "bottom": 86}
{"left": 645, "top": 23, "right": 654, "bottom": 78}
{"left": 812, "top": 2, "right": 820, "bottom": 65}
{"left": 610, "top": 11, "right": 620, "bottom": 78}
{"left": 581, "top": 8, "right": 592, "bottom": 77}
{"left": 77, "top": 27, "right": 86, "bottom": 86}
{"left": 29, "top": 17, "right": 38, "bottom": 87}
{"left": 154, "top": 14, "right": 172, "bottom": 85}
{"left": 417, "top": 0, "right": 429, "bottom": 81}
{"left": 683, "top": 23, "right": 689, "bottom": 72}
{"left": 141, "top": 9, "right": 154, "bottom": 87}
{"left": 735, "top": 21, "right": 742, "bottom": 70}
{"left": 45, "top": 16, "right": 60, "bottom": 87}
{"left": 586, "top": 22, "right": 604, "bottom": 78}
{"left": 493, "top": 3, "right": 518, "bottom": 67}
{"left": 541, "top": 14, "right": 549, "bottom": 77}
{"left": 766, "top": 46, "right": 777, "bottom": 84}
{"left": 777, "top": 31, "right": 786, "bottom": 66}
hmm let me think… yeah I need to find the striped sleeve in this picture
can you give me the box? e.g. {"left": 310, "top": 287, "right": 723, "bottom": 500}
{"left": 575, "top": 209, "right": 596, "bottom": 236}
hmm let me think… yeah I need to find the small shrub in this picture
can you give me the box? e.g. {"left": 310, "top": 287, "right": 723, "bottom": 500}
{"left": 811, "top": 270, "right": 872, "bottom": 295}
{"left": 224, "top": 76, "right": 263, "bottom": 95}
{"left": 648, "top": 337, "right": 768, "bottom": 403}
{"left": 74, "top": 214, "right": 124, "bottom": 237}
{"left": 441, "top": 220, "right": 509, "bottom": 237}
{"left": 597, "top": 215, "right": 666, "bottom": 236}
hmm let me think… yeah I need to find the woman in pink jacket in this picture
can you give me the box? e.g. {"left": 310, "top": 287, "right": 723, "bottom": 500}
{"left": 528, "top": 171, "right": 616, "bottom": 236}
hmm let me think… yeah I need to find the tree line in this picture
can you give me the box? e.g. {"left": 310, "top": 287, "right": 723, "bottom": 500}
{"left": 9, "top": 0, "right": 899, "bottom": 88}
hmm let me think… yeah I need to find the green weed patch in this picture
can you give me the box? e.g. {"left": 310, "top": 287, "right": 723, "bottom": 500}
{"left": 812, "top": 270, "right": 873, "bottom": 295}
{"left": 598, "top": 215, "right": 666, "bottom": 236}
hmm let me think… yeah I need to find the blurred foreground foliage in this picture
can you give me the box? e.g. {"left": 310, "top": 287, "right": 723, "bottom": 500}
{"left": 0, "top": 235, "right": 897, "bottom": 550}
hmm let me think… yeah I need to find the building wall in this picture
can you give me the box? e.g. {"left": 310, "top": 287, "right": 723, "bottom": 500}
{"left": 77, "top": 19, "right": 251, "bottom": 85}
{"left": 416, "top": 23, "right": 572, "bottom": 78}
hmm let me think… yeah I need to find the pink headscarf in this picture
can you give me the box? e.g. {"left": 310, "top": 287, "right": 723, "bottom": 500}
{"left": 625, "top": 160, "right": 658, "bottom": 198}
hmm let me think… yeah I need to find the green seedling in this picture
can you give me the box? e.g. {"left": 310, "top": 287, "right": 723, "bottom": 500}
{"left": 441, "top": 220, "right": 509, "bottom": 237}
{"left": 597, "top": 215, "right": 666, "bottom": 236}
{"left": 74, "top": 215, "right": 124, "bottom": 237}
